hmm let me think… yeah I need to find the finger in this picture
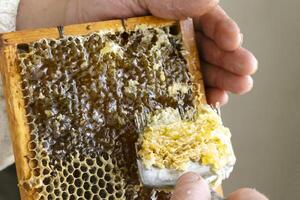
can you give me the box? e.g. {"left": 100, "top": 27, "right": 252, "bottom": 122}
{"left": 194, "top": 5, "right": 242, "bottom": 51}
{"left": 197, "top": 32, "right": 258, "bottom": 76}
{"left": 171, "top": 172, "right": 211, "bottom": 200}
{"left": 205, "top": 87, "right": 229, "bottom": 106}
{"left": 202, "top": 62, "right": 253, "bottom": 94}
{"left": 227, "top": 188, "right": 268, "bottom": 200}
{"left": 142, "top": 0, "right": 219, "bottom": 19}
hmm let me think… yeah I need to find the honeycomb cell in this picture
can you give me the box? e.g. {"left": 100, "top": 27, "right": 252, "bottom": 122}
{"left": 33, "top": 168, "right": 40, "bottom": 176}
{"left": 46, "top": 185, "right": 53, "bottom": 193}
{"left": 83, "top": 182, "right": 90, "bottom": 190}
{"left": 28, "top": 141, "right": 37, "bottom": 150}
{"left": 17, "top": 24, "right": 195, "bottom": 199}
{"left": 53, "top": 189, "right": 60, "bottom": 196}
{"left": 42, "top": 168, "right": 50, "bottom": 176}
{"left": 61, "top": 183, "right": 68, "bottom": 191}
{"left": 104, "top": 174, "right": 111, "bottom": 182}
{"left": 86, "top": 158, "right": 94, "bottom": 166}
{"left": 70, "top": 195, "right": 76, "bottom": 200}
{"left": 73, "top": 169, "right": 81, "bottom": 178}
{"left": 90, "top": 175, "right": 97, "bottom": 184}
{"left": 98, "top": 179, "right": 105, "bottom": 188}
{"left": 68, "top": 185, "right": 76, "bottom": 194}
{"left": 84, "top": 191, "right": 92, "bottom": 199}
{"left": 82, "top": 172, "right": 89, "bottom": 181}
{"left": 99, "top": 189, "right": 107, "bottom": 199}
{"left": 91, "top": 185, "right": 99, "bottom": 194}
{"left": 61, "top": 192, "right": 68, "bottom": 199}
{"left": 80, "top": 165, "right": 88, "bottom": 173}
{"left": 77, "top": 188, "right": 84, "bottom": 197}
{"left": 74, "top": 179, "right": 82, "bottom": 188}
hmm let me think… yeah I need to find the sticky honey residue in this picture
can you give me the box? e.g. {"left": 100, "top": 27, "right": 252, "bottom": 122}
{"left": 138, "top": 105, "right": 235, "bottom": 172}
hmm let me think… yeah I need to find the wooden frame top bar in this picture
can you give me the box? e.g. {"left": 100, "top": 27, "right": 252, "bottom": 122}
{"left": 0, "top": 16, "right": 176, "bottom": 47}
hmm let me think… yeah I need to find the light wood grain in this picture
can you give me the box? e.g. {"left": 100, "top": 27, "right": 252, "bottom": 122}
{"left": 0, "top": 45, "right": 32, "bottom": 199}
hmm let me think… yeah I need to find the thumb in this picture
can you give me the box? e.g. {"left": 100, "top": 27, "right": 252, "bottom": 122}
{"left": 142, "top": 0, "right": 219, "bottom": 19}
{"left": 171, "top": 172, "right": 211, "bottom": 200}
{"left": 227, "top": 188, "right": 268, "bottom": 200}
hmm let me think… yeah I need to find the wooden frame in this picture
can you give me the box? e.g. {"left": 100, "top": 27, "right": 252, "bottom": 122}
{"left": 0, "top": 16, "right": 221, "bottom": 199}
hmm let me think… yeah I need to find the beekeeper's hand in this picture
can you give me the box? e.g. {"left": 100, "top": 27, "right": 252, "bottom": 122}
{"left": 17, "top": 0, "right": 258, "bottom": 106}
{"left": 171, "top": 172, "right": 268, "bottom": 200}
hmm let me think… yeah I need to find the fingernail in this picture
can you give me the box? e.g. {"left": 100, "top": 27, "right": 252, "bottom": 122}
{"left": 177, "top": 172, "right": 201, "bottom": 186}
{"left": 172, "top": 173, "right": 211, "bottom": 200}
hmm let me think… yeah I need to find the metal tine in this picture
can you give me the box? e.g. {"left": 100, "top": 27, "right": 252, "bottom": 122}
{"left": 57, "top": 25, "right": 64, "bottom": 39}
{"left": 135, "top": 104, "right": 221, "bottom": 134}
{"left": 134, "top": 107, "right": 149, "bottom": 133}
{"left": 177, "top": 105, "right": 186, "bottom": 120}
{"left": 211, "top": 189, "right": 225, "bottom": 200}
{"left": 211, "top": 102, "right": 221, "bottom": 117}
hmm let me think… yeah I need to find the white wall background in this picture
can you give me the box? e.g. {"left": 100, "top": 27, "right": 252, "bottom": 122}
{"left": 220, "top": 0, "right": 300, "bottom": 199}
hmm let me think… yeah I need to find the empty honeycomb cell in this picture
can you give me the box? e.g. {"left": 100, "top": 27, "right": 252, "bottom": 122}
{"left": 73, "top": 169, "right": 81, "bottom": 178}
{"left": 108, "top": 196, "right": 114, "bottom": 200}
{"left": 42, "top": 177, "right": 51, "bottom": 185}
{"left": 91, "top": 185, "right": 99, "bottom": 194}
{"left": 80, "top": 165, "right": 88, "bottom": 172}
{"left": 90, "top": 175, "right": 97, "bottom": 184}
{"left": 76, "top": 188, "right": 84, "bottom": 197}
{"left": 67, "top": 165, "right": 74, "bottom": 173}
{"left": 89, "top": 166, "right": 97, "bottom": 174}
{"left": 66, "top": 175, "right": 74, "bottom": 184}
{"left": 104, "top": 164, "right": 112, "bottom": 172}
{"left": 63, "top": 169, "right": 69, "bottom": 177}
{"left": 82, "top": 172, "right": 89, "bottom": 181}
{"left": 28, "top": 150, "right": 36, "bottom": 158}
{"left": 41, "top": 158, "right": 48, "bottom": 167}
{"left": 46, "top": 185, "right": 53, "bottom": 193}
{"left": 92, "top": 195, "right": 99, "bottom": 200}
{"left": 73, "top": 161, "right": 80, "bottom": 169}
{"left": 84, "top": 191, "right": 92, "bottom": 199}
{"left": 74, "top": 179, "right": 82, "bottom": 188}
{"left": 70, "top": 195, "right": 76, "bottom": 200}
{"left": 16, "top": 24, "right": 195, "bottom": 199}
{"left": 68, "top": 185, "right": 76, "bottom": 194}
{"left": 53, "top": 189, "right": 60, "bottom": 196}
{"left": 83, "top": 182, "right": 90, "bottom": 190}
{"left": 100, "top": 189, "right": 107, "bottom": 199}
{"left": 98, "top": 179, "right": 105, "bottom": 188}
{"left": 28, "top": 141, "right": 36, "bottom": 150}
{"left": 106, "top": 183, "right": 114, "bottom": 194}
{"left": 86, "top": 158, "right": 94, "bottom": 166}
{"left": 60, "top": 183, "right": 68, "bottom": 191}
{"left": 104, "top": 174, "right": 111, "bottom": 182}
{"left": 42, "top": 168, "right": 50, "bottom": 176}
{"left": 33, "top": 168, "right": 40, "bottom": 176}
{"left": 115, "top": 184, "right": 122, "bottom": 191}
{"left": 47, "top": 193, "right": 56, "bottom": 200}
{"left": 61, "top": 192, "right": 68, "bottom": 199}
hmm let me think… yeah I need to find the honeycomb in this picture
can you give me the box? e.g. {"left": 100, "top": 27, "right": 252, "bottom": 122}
{"left": 17, "top": 25, "right": 197, "bottom": 199}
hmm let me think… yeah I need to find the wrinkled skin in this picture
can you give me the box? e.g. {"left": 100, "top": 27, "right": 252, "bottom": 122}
{"left": 17, "top": 0, "right": 258, "bottom": 106}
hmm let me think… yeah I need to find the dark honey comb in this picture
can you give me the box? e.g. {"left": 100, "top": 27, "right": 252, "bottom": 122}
{"left": 17, "top": 25, "right": 195, "bottom": 199}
